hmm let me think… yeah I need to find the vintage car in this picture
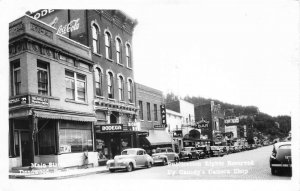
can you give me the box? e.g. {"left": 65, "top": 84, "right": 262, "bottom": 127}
{"left": 195, "top": 145, "right": 210, "bottom": 158}
{"left": 152, "top": 147, "right": 179, "bottom": 165}
{"left": 106, "top": 148, "right": 153, "bottom": 172}
{"left": 183, "top": 147, "right": 202, "bottom": 160}
{"left": 270, "top": 142, "right": 292, "bottom": 175}
{"left": 210, "top": 146, "right": 225, "bottom": 157}
{"left": 219, "top": 146, "right": 229, "bottom": 155}
{"left": 178, "top": 149, "right": 191, "bottom": 161}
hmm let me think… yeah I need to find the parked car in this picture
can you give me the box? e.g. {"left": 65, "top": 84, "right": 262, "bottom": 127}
{"left": 182, "top": 147, "right": 201, "bottom": 160}
{"left": 270, "top": 142, "right": 292, "bottom": 175}
{"left": 106, "top": 148, "right": 153, "bottom": 172}
{"left": 219, "top": 146, "right": 229, "bottom": 155}
{"left": 178, "top": 149, "right": 191, "bottom": 161}
{"left": 234, "top": 146, "right": 241, "bottom": 152}
{"left": 152, "top": 147, "right": 179, "bottom": 165}
{"left": 210, "top": 146, "right": 225, "bottom": 157}
{"left": 228, "top": 146, "right": 236, "bottom": 153}
{"left": 196, "top": 145, "right": 212, "bottom": 157}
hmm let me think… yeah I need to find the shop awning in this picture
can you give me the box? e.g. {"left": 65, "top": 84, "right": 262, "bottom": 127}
{"left": 34, "top": 111, "right": 97, "bottom": 122}
{"left": 146, "top": 130, "right": 172, "bottom": 145}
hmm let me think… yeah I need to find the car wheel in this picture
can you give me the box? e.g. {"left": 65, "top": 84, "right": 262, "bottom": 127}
{"left": 146, "top": 161, "right": 152, "bottom": 168}
{"left": 127, "top": 163, "right": 133, "bottom": 172}
{"left": 163, "top": 159, "right": 168, "bottom": 166}
{"left": 109, "top": 169, "right": 115, "bottom": 173}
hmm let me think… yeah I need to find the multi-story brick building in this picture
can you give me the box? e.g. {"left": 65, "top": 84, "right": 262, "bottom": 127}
{"left": 135, "top": 83, "right": 172, "bottom": 153}
{"left": 9, "top": 15, "right": 98, "bottom": 170}
{"left": 194, "top": 101, "right": 225, "bottom": 145}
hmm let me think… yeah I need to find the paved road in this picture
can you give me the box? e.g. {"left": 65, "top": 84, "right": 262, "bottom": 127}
{"left": 74, "top": 145, "right": 291, "bottom": 180}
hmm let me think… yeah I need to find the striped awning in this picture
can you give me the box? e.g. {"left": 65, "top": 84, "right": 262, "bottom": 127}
{"left": 34, "top": 111, "right": 97, "bottom": 122}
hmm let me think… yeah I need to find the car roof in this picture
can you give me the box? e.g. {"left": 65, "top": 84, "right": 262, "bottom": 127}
{"left": 274, "top": 142, "right": 291, "bottom": 149}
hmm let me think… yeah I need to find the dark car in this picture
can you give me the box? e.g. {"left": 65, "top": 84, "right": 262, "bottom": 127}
{"left": 228, "top": 146, "right": 236, "bottom": 153}
{"left": 270, "top": 142, "right": 292, "bottom": 175}
{"left": 210, "top": 146, "right": 225, "bottom": 157}
{"left": 196, "top": 145, "right": 212, "bottom": 157}
{"left": 182, "top": 147, "right": 201, "bottom": 160}
{"left": 179, "top": 149, "right": 191, "bottom": 161}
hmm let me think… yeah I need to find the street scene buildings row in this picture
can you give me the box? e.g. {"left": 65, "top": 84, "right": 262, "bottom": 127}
{"left": 8, "top": 10, "right": 257, "bottom": 170}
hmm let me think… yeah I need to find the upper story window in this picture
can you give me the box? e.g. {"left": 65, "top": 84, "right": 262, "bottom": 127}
{"left": 37, "top": 60, "right": 49, "bottom": 96}
{"left": 125, "top": 43, "right": 132, "bottom": 68}
{"left": 116, "top": 38, "right": 122, "bottom": 64}
{"left": 11, "top": 60, "right": 21, "bottom": 96}
{"left": 147, "top": 102, "right": 151, "bottom": 121}
{"left": 95, "top": 68, "right": 103, "bottom": 96}
{"left": 154, "top": 104, "right": 158, "bottom": 121}
{"left": 107, "top": 72, "right": 114, "bottom": 99}
{"left": 65, "top": 70, "right": 86, "bottom": 102}
{"left": 127, "top": 79, "right": 133, "bottom": 103}
{"left": 139, "top": 101, "right": 143, "bottom": 120}
{"left": 118, "top": 75, "right": 124, "bottom": 101}
{"left": 92, "top": 24, "right": 100, "bottom": 54}
{"left": 105, "top": 31, "right": 112, "bottom": 59}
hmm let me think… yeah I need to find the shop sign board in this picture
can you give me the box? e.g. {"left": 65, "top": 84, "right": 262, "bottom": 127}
{"left": 9, "top": 96, "right": 28, "bottom": 107}
{"left": 197, "top": 119, "right": 209, "bottom": 129}
{"left": 160, "top": 104, "right": 167, "bottom": 125}
{"left": 173, "top": 130, "right": 183, "bottom": 137}
{"left": 154, "top": 124, "right": 167, "bottom": 129}
{"left": 30, "top": 96, "right": 49, "bottom": 106}
{"left": 100, "top": 124, "right": 123, "bottom": 132}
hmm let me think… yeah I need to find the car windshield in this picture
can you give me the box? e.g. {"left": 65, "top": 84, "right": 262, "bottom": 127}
{"left": 121, "top": 150, "right": 137, "bottom": 155}
{"left": 157, "top": 149, "right": 167, "bottom": 153}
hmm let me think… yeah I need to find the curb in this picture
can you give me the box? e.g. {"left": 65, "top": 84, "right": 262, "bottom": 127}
{"left": 9, "top": 169, "right": 109, "bottom": 180}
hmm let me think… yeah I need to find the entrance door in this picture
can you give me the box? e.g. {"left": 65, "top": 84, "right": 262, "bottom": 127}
{"left": 21, "top": 131, "right": 33, "bottom": 166}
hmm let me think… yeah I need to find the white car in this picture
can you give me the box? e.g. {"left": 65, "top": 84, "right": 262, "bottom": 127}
{"left": 106, "top": 148, "right": 153, "bottom": 172}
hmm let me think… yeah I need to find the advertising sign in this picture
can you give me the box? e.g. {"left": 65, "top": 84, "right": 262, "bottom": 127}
{"left": 154, "top": 124, "right": 167, "bottom": 129}
{"left": 197, "top": 119, "right": 209, "bottom": 129}
{"left": 9, "top": 96, "right": 28, "bottom": 107}
{"left": 173, "top": 130, "right": 183, "bottom": 137}
{"left": 160, "top": 104, "right": 167, "bottom": 125}
{"left": 30, "top": 96, "right": 49, "bottom": 106}
{"left": 99, "top": 124, "right": 123, "bottom": 132}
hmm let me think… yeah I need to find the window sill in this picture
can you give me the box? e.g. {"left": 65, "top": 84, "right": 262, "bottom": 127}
{"left": 126, "top": 66, "right": 133, "bottom": 70}
{"left": 119, "top": 100, "right": 126, "bottom": 104}
{"left": 107, "top": 98, "right": 116, "bottom": 102}
{"left": 117, "top": 63, "right": 124, "bottom": 67}
{"left": 93, "top": 52, "right": 103, "bottom": 58}
{"left": 106, "top": 58, "right": 114, "bottom": 62}
{"left": 65, "top": 99, "right": 88, "bottom": 105}
{"left": 128, "top": 102, "right": 135, "bottom": 105}
{"left": 96, "top": 95, "right": 105, "bottom": 99}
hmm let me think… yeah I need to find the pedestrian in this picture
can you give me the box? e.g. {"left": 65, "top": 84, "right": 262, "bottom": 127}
{"left": 83, "top": 149, "right": 89, "bottom": 168}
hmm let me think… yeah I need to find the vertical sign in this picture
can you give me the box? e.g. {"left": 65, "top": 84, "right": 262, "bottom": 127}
{"left": 160, "top": 104, "right": 167, "bottom": 127}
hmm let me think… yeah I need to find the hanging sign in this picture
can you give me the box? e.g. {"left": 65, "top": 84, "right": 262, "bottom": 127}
{"left": 160, "top": 104, "right": 167, "bottom": 125}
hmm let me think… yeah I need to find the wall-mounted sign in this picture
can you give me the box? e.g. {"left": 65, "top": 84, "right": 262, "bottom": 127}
{"left": 31, "top": 9, "right": 55, "bottom": 20}
{"left": 225, "top": 118, "right": 239, "bottom": 124}
{"left": 99, "top": 124, "right": 123, "bottom": 132}
{"left": 160, "top": 104, "right": 167, "bottom": 125}
{"left": 31, "top": 96, "right": 49, "bottom": 106}
{"left": 9, "top": 96, "right": 28, "bottom": 107}
{"left": 197, "top": 119, "right": 209, "bottom": 129}
{"left": 154, "top": 124, "right": 167, "bottom": 129}
{"left": 57, "top": 18, "right": 80, "bottom": 35}
{"left": 173, "top": 130, "right": 183, "bottom": 137}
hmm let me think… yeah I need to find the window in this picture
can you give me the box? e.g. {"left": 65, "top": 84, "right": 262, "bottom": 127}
{"left": 105, "top": 31, "right": 112, "bottom": 59}
{"left": 65, "top": 70, "right": 86, "bottom": 102}
{"left": 118, "top": 75, "right": 124, "bottom": 101}
{"left": 12, "top": 61, "right": 21, "bottom": 95}
{"left": 14, "top": 131, "right": 20, "bottom": 157}
{"left": 116, "top": 38, "right": 122, "bottom": 64}
{"left": 95, "top": 68, "right": 103, "bottom": 96}
{"left": 154, "top": 104, "right": 158, "bottom": 121}
{"left": 107, "top": 72, "right": 114, "bottom": 99}
{"left": 126, "top": 43, "right": 132, "bottom": 68}
{"left": 147, "top": 102, "right": 151, "bottom": 121}
{"left": 92, "top": 24, "right": 100, "bottom": 54}
{"left": 128, "top": 79, "right": 133, "bottom": 103}
{"left": 139, "top": 101, "right": 143, "bottom": 120}
{"left": 37, "top": 60, "right": 49, "bottom": 95}
{"left": 37, "top": 119, "right": 56, "bottom": 155}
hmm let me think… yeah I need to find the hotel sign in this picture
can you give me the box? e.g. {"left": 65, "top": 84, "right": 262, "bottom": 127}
{"left": 100, "top": 124, "right": 123, "bottom": 132}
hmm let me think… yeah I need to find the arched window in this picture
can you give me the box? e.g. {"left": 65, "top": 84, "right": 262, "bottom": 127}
{"left": 95, "top": 68, "right": 102, "bottom": 96}
{"left": 116, "top": 38, "right": 122, "bottom": 64}
{"left": 105, "top": 31, "right": 112, "bottom": 59}
{"left": 125, "top": 43, "right": 132, "bottom": 68}
{"left": 118, "top": 75, "right": 124, "bottom": 101}
{"left": 92, "top": 24, "right": 100, "bottom": 54}
{"left": 107, "top": 72, "right": 114, "bottom": 98}
{"left": 128, "top": 79, "right": 133, "bottom": 103}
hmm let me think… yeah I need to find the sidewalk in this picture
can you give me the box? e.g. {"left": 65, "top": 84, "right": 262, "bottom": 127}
{"left": 9, "top": 166, "right": 109, "bottom": 180}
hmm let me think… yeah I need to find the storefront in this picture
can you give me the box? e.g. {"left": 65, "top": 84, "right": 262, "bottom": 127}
{"left": 142, "top": 129, "right": 173, "bottom": 155}
{"left": 183, "top": 129, "right": 212, "bottom": 147}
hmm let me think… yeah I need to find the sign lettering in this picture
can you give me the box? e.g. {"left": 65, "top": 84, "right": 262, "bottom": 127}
{"left": 100, "top": 124, "right": 123, "bottom": 132}
{"left": 32, "top": 9, "right": 55, "bottom": 20}
{"left": 160, "top": 104, "right": 167, "bottom": 125}
{"left": 57, "top": 18, "right": 80, "bottom": 35}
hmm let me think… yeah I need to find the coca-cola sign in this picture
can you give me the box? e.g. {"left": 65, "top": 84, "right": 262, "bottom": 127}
{"left": 57, "top": 18, "right": 80, "bottom": 35}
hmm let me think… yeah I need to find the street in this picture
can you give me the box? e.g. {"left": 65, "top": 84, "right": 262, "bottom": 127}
{"left": 74, "top": 145, "right": 291, "bottom": 180}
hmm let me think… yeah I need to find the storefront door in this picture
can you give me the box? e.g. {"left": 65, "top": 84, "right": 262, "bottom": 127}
{"left": 21, "top": 131, "right": 33, "bottom": 166}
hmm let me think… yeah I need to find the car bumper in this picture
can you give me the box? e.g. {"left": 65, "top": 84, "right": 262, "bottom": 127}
{"left": 107, "top": 163, "right": 128, "bottom": 170}
{"left": 153, "top": 158, "right": 165, "bottom": 164}
{"left": 270, "top": 164, "right": 292, "bottom": 168}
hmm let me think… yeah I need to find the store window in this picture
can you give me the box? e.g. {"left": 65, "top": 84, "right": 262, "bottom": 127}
{"left": 147, "top": 102, "right": 151, "bottom": 121}
{"left": 154, "top": 104, "right": 158, "bottom": 121}
{"left": 37, "top": 60, "right": 50, "bottom": 95}
{"left": 95, "top": 68, "right": 103, "bottom": 96}
{"left": 92, "top": 24, "right": 100, "bottom": 54}
{"left": 118, "top": 75, "right": 124, "bottom": 101}
{"left": 139, "top": 101, "right": 143, "bottom": 120}
{"left": 107, "top": 72, "right": 114, "bottom": 99}
{"left": 59, "top": 121, "right": 93, "bottom": 153}
{"left": 128, "top": 79, "right": 133, "bottom": 103}
{"left": 125, "top": 43, "right": 132, "bottom": 68}
{"left": 14, "top": 131, "right": 20, "bottom": 157}
{"left": 37, "top": 119, "right": 56, "bottom": 155}
{"left": 11, "top": 60, "right": 21, "bottom": 95}
{"left": 65, "top": 70, "right": 86, "bottom": 102}
{"left": 116, "top": 37, "right": 122, "bottom": 64}
{"left": 105, "top": 31, "right": 112, "bottom": 59}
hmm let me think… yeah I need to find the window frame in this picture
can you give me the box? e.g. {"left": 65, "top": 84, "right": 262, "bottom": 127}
{"left": 37, "top": 60, "right": 50, "bottom": 96}
{"left": 154, "top": 104, "right": 158, "bottom": 121}
{"left": 95, "top": 67, "right": 103, "bottom": 97}
{"left": 105, "top": 31, "right": 112, "bottom": 59}
{"left": 118, "top": 75, "right": 125, "bottom": 101}
{"left": 127, "top": 79, "right": 133, "bottom": 103}
{"left": 92, "top": 23, "right": 100, "bottom": 54}
{"left": 125, "top": 43, "right": 132, "bottom": 68}
{"left": 139, "top": 101, "right": 143, "bottom": 120}
{"left": 147, "top": 102, "right": 151, "bottom": 121}
{"left": 65, "top": 70, "right": 87, "bottom": 102}
{"left": 107, "top": 71, "right": 114, "bottom": 99}
{"left": 11, "top": 60, "right": 21, "bottom": 96}
{"left": 116, "top": 37, "right": 122, "bottom": 64}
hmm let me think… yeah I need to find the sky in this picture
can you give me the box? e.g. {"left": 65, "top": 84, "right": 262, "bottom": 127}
{"left": 2, "top": 0, "right": 299, "bottom": 117}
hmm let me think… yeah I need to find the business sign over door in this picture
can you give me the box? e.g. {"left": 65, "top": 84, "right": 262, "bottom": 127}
{"left": 160, "top": 104, "right": 167, "bottom": 125}
{"left": 99, "top": 124, "right": 124, "bottom": 132}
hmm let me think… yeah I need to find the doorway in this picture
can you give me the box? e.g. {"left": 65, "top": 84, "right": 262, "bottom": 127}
{"left": 21, "top": 131, "right": 33, "bottom": 166}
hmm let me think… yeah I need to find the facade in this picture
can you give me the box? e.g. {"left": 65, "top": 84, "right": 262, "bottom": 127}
{"left": 135, "top": 83, "right": 172, "bottom": 153}
{"left": 194, "top": 101, "right": 225, "bottom": 145}
{"left": 166, "top": 100, "right": 197, "bottom": 148}
{"left": 9, "top": 15, "right": 98, "bottom": 170}
{"left": 166, "top": 109, "right": 183, "bottom": 152}
{"left": 29, "top": 9, "right": 147, "bottom": 160}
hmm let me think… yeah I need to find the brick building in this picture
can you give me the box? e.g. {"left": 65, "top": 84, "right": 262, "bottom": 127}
{"left": 135, "top": 83, "right": 172, "bottom": 153}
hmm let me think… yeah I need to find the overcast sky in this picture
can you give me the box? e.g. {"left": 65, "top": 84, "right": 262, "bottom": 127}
{"left": 3, "top": 0, "right": 299, "bottom": 117}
